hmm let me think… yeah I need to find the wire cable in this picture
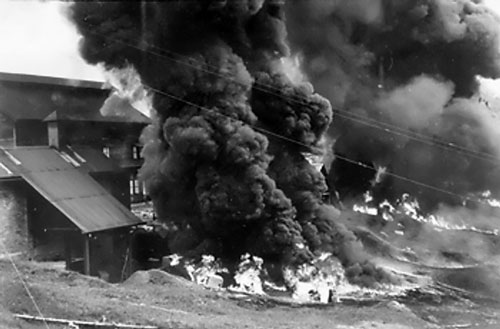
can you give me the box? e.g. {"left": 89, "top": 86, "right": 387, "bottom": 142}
{"left": 141, "top": 83, "right": 491, "bottom": 205}
{"left": 76, "top": 25, "right": 499, "bottom": 205}
{"left": 0, "top": 239, "right": 50, "bottom": 329}
{"left": 80, "top": 27, "right": 500, "bottom": 163}
{"left": 331, "top": 110, "right": 499, "bottom": 162}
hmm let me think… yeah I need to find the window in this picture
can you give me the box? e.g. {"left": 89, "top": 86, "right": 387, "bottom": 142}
{"left": 130, "top": 174, "right": 141, "bottom": 195}
{"left": 132, "top": 145, "right": 142, "bottom": 160}
{"left": 57, "top": 151, "right": 80, "bottom": 167}
{"left": 102, "top": 146, "right": 110, "bottom": 158}
{"left": 134, "top": 179, "right": 141, "bottom": 195}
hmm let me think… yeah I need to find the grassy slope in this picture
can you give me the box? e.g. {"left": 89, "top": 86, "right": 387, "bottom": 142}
{"left": 0, "top": 260, "right": 439, "bottom": 329}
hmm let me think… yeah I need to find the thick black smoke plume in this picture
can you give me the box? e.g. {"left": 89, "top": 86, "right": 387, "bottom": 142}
{"left": 69, "top": 1, "right": 396, "bottom": 284}
{"left": 286, "top": 0, "right": 500, "bottom": 211}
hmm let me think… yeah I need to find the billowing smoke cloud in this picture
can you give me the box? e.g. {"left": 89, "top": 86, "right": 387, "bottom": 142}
{"left": 69, "top": 0, "right": 395, "bottom": 284}
{"left": 286, "top": 0, "right": 500, "bottom": 210}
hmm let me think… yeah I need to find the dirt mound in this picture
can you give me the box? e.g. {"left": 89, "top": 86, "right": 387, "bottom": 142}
{"left": 124, "top": 269, "right": 195, "bottom": 289}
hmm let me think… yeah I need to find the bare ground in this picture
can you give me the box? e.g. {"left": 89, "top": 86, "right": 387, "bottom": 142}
{"left": 1, "top": 260, "right": 499, "bottom": 329}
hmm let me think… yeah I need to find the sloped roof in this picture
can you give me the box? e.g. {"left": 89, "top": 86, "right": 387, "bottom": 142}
{"left": 0, "top": 147, "right": 142, "bottom": 233}
{"left": 0, "top": 72, "right": 105, "bottom": 89}
{"left": 63, "top": 145, "right": 119, "bottom": 173}
{"left": 43, "top": 94, "right": 150, "bottom": 124}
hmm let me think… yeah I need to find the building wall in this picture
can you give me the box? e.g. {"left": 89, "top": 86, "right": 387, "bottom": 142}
{"left": 58, "top": 120, "right": 147, "bottom": 203}
{"left": 26, "top": 184, "right": 77, "bottom": 261}
{"left": 0, "top": 76, "right": 108, "bottom": 122}
{"left": 0, "top": 180, "right": 79, "bottom": 261}
{"left": 0, "top": 112, "right": 14, "bottom": 146}
{"left": 0, "top": 180, "right": 31, "bottom": 257}
{"left": 59, "top": 121, "right": 144, "bottom": 159}
{"left": 47, "top": 121, "right": 59, "bottom": 148}
{"left": 91, "top": 172, "right": 131, "bottom": 208}
{"left": 14, "top": 120, "right": 48, "bottom": 146}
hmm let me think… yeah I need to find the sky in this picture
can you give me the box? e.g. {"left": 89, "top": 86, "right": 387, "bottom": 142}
{"left": 0, "top": 1, "right": 104, "bottom": 81}
{"left": 1, "top": 0, "right": 500, "bottom": 86}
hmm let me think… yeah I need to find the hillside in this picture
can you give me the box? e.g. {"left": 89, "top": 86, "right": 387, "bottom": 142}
{"left": 1, "top": 260, "right": 500, "bottom": 329}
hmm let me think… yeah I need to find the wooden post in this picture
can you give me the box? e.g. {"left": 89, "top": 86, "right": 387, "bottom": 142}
{"left": 84, "top": 234, "right": 91, "bottom": 275}
{"left": 64, "top": 232, "right": 71, "bottom": 270}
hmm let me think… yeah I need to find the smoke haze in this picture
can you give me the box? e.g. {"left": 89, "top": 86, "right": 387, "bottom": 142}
{"left": 286, "top": 0, "right": 500, "bottom": 210}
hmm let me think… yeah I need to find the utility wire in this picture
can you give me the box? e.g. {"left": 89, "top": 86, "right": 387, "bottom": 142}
{"left": 142, "top": 83, "right": 488, "bottom": 205}
{"left": 81, "top": 27, "right": 500, "bottom": 163}
{"left": 331, "top": 110, "right": 499, "bottom": 162}
{"left": 79, "top": 26, "right": 499, "bottom": 205}
{"left": 0, "top": 239, "right": 50, "bottom": 329}
{"left": 331, "top": 110, "right": 498, "bottom": 161}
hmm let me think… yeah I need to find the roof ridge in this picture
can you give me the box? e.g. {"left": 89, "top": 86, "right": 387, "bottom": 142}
{"left": 0, "top": 71, "right": 107, "bottom": 90}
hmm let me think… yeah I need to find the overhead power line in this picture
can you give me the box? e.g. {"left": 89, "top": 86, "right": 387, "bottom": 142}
{"left": 142, "top": 83, "right": 491, "bottom": 205}
{"left": 80, "top": 27, "right": 500, "bottom": 163}
{"left": 80, "top": 26, "right": 500, "bottom": 205}
{"left": 0, "top": 240, "right": 50, "bottom": 329}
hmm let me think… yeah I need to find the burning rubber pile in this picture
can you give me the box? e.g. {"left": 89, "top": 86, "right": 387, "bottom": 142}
{"left": 69, "top": 0, "right": 500, "bottom": 301}
{"left": 162, "top": 251, "right": 421, "bottom": 304}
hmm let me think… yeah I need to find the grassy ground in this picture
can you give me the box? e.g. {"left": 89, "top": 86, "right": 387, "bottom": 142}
{"left": 1, "top": 259, "right": 499, "bottom": 329}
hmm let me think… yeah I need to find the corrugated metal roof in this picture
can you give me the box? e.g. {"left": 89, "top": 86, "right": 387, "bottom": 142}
{"left": 64, "top": 146, "right": 119, "bottom": 173}
{"left": 3, "top": 147, "right": 142, "bottom": 233}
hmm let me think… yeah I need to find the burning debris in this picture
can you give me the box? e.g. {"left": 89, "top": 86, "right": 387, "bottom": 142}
{"left": 348, "top": 192, "right": 500, "bottom": 281}
{"left": 163, "top": 251, "right": 422, "bottom": 304}
{"left": 283, "top": 252, "right": 342, "bottom": 303}
{"left": 230, "top": 254, "right": 265, "bottom": 295}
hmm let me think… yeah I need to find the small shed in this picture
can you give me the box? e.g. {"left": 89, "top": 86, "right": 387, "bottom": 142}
{"left": 0, "top": 146, "right": 144, "bottom": 281}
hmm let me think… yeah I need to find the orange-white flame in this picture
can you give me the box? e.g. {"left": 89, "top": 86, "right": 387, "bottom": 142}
{"left": 162, "top": 251, "right": 425, "bottom": 303}
{"left": 229, "top": 254, "right": 265, "bottom": 295}
{"left": 280, "top": 54, "right": 307, "bottom": 85}
{"left": 104, "top": 65, "right": 153, "bottom": 117}
{"left": 284, "top": 253, "right": 422, "bottom": 303}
